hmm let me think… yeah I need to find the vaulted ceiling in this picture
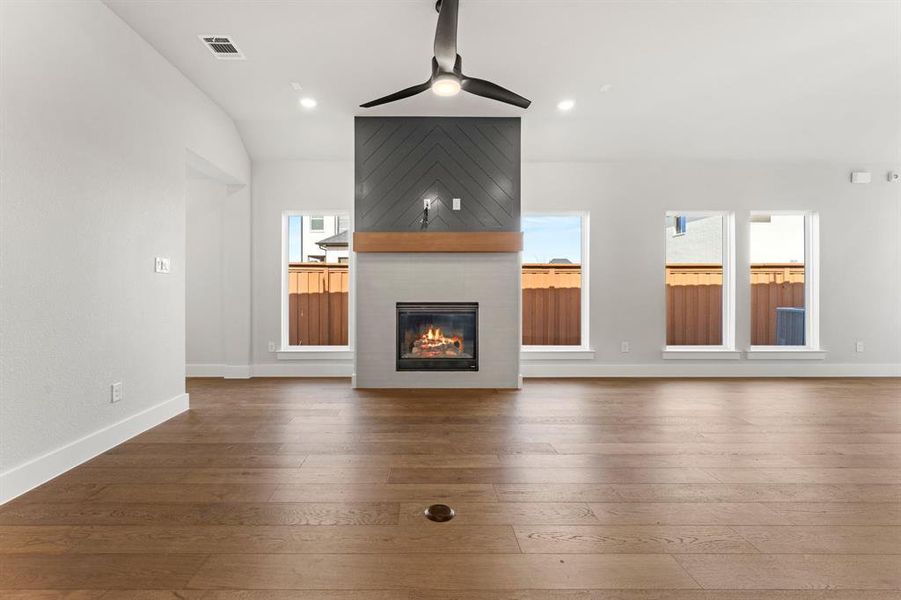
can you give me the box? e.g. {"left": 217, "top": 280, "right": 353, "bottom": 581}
{"left": 105, "top": 0, "right": 900, "bottom": 163}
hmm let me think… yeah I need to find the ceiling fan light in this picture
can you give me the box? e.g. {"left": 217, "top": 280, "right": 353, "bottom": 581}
{"left": 431, "top": 75, "right": 461, "bottom": 97}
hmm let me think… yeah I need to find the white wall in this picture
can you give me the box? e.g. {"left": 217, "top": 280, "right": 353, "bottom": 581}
{"left": 186, "top": 177, "right": 227, "bottom": 366}
{"left": 0, "top": 0, "right": 250, "bottom": 501}
{"left": 522, "top": 161, "right": 901, "bottom": 375}
{"left": 251, "top": 161, "right": 353, "bottom": 375}
{"left": 750, "top": 215, "right": 806, "bottom": 263}
{"left": 248, "top": 158, "right": 899, "bottom": 378}
{"left": 666, "top": 216, "right": 724, "bottom": 263}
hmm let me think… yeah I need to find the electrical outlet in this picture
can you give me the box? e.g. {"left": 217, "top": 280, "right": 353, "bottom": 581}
{"left": 110, "top": 382, "right": 123, "bottom": 403}
{"left": 154, "top": 257, "right": 171, "bottom": 274}
{"left": 620, "top": 341, "right": 630, "bottom": 353}
{"left": 856, "top": 341, "right": 865, "bottom": 353}
{"left": 268, "top": 341, "right": 277, "bottom": 352}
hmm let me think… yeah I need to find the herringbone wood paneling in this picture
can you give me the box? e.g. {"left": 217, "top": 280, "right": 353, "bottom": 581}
{"left": 355, "top": 117, "right": 521, "bottom": 232}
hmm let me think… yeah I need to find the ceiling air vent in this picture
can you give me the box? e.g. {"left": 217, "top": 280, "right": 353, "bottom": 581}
{"left": 199, "top": 35, "right": 245, "bottom": 60}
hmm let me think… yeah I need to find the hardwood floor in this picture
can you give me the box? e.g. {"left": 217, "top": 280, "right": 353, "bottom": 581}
{"left": 1, "top": 377, "right": 899, "bottom": 598}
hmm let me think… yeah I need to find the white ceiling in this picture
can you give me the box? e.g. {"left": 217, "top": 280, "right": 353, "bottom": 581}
{"left": 104, "top": 0, "right": 900, "bottom": 163}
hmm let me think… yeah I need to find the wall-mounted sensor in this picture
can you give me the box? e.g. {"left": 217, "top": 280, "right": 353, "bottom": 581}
{"left": 850, "top": 172, "right": 872, "bottom": 184}
{"left": 888, "top": 171, "right": 900, "bottom": 183}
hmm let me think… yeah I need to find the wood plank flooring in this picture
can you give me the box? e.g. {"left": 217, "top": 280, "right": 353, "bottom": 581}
{"left": 1, "top": 377, "right": 899, "bottom": 598}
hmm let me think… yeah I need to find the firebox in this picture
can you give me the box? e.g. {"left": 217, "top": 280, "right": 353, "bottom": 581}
{"left": 396, "top": 302, "right": 478, "bottom": 371}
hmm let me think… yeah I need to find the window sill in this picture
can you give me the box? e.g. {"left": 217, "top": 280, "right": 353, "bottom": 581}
{"left": 745, "top": 348, "right": 826, "bottom": 360}
{"left": 521, "top": 347, "right": 595, "bottom": 361}
{"left": 662, "top": 348, "right": 741, "bottom": 360}
{"left": 277, "top": 347, "right": 354, "bottom": 361}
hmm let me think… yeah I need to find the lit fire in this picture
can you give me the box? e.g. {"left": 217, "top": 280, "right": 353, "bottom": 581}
{"left": 411, "top": 325, "right": 464, "bottom": 357}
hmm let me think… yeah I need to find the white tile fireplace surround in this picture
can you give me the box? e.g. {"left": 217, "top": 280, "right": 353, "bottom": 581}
{"left": 354, "top": 252, "right": 521, "bottom": 388}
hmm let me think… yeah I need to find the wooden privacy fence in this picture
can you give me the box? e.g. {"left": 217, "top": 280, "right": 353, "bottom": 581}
{"left": 522, "top": 264, "right": 581, "bottom": 346}
{"left": 289, "top": 262, "right": 802, "bottom": 348}
{"left": 750, "top": 263, "right": 805, "bottom": 346}
{"left": 288, "top": 263, "right": 349, "bottom": 346}
{"left": 666, "top": 263, "right": 805, "bottom": 346}
{"left": 665, "top": 264, "right": 723, "bottom": 346}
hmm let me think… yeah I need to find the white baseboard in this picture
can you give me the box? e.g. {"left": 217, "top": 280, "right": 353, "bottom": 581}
{"left": 223, "top": 365, "right": 252, "bottom": 379}
{"left": 186, "top": 364, "right": 251, "bottom": 379}
{"left": 0, "top": 393, "right": 189, "bottom": 504}
{"left": 186, "top": 363, "right": 226, "bottom": 377}
{"left": 252, "top": 362, "right": 354, "bottom": 377}
{"left": 189, "top": 362, "right": 899, "bottom": 379}
{"left": 521, "top": 362, "right": 901, "bottom": 378}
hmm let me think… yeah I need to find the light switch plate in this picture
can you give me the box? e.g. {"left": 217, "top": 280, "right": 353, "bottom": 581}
{"left": 154, "top": 257, "right": 171, "bottom": 273}
{"left": 452, "top": 198, "right": 461, "bottom": 210}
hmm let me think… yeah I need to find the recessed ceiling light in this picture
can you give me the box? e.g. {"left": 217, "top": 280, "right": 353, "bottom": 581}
{"left": 299, "top": 97, "right": 317, "bottom": 109}
{"left": 557, "top": 99, "right": 575, "bottom": 111}
{"left": 290, "top": 82, "right": 303, "bottom": 92}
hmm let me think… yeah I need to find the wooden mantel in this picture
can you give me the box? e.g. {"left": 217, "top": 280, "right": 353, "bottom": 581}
{"left": 354, "top": 231, "right": 523, "bottom": 253}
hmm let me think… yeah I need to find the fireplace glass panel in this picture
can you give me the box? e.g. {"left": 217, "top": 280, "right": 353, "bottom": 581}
{"left": 396, "top": 302, "right": 478, "bottom": 371}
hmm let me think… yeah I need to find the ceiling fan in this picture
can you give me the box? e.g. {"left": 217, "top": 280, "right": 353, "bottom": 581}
{"left": 360, "top": 0, "right": 531, "bottom": 109}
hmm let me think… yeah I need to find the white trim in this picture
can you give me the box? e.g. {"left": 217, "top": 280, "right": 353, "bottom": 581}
{"left": 186, "top": 363, "right": 227, "bottom": 377}
{"left": 520, "top": 210, "right": 590, "bottom": 349}
{"left": 521, "top": 363, "right": 900, "bottom": 378}
{"left": 746, "top": 349, "right": 827, "bottom": 360}
{"left": 222, "top": 365, "right": 252, "bottom": 379}
{"left": 280, "top": 210, "right": 354, "bottom": 354}
{"left": 662, "top": 349, "right": 742, "bottom": 360}
{"left": 748, "top": 210, "right": 820, "bottom": 351}
{"left": 522, "top": 347, "right": 596, "bottom": 361}
{"left": 665, "top": 211, "right": 736, "bottom": 351}
{"left": 0, "top": 393, "right": 189, "bottom": 504}
{"left": 277, "top": 349, "right": 354, "bottom": 361}
{"left": 185, "top": 364, "right": 251, "bottom": 378}
{"left": 251, "top": 362, "right": 355, "bottom": 377}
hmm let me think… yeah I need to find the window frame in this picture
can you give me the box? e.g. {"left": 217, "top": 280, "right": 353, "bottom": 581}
{"left": 280, "top": 210, "right": 354, "bottom": 353}
{"left": 520, "top": 210, "right": 591, "bottom": 353}
{"left": 747, "top": 210, "right": 820, "bottom": 353}
{"left": 663, "top": 210, "right": 736, "bottom": 353}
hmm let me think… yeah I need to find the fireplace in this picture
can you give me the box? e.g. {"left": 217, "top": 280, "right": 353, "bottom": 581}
{"left": 396, "top": 302, "right": 478, "bottom": 371}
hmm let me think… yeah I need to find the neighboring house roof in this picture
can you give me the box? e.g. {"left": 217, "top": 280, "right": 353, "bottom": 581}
{"left": 549, "top": 258, "right": 573, "bottom": 264}
{"left": 316, "top": 230, "right": 349, "bottom": 249}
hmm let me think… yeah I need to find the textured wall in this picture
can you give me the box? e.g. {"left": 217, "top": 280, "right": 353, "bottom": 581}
{"left": 186, "top": 177, "right": 227, "bottom": 366}
{"left": 0, "top": 0, "right": 250, "bottom": 478}
{"left": 355, "top": 117, "right": 521, "bottom": 232}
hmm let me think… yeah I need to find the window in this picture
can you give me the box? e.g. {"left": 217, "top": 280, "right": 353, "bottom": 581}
{"left": 282, "top": 212, "right": 350, "bottom": 348}
{"left": 749, "top": 212, "right": 818, "bottom": 348}
{"left": 522, "top": 213, "right": 589, "bottom": 347}
{"left": 665, "top": 212, "right": 734, "bottom": 348}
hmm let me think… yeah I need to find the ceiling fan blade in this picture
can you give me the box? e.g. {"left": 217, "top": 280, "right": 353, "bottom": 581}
{"left": 461, "top": 77, "right": 531, "bottom": 109}
{"left": 433, "top": 0, "right": 459, "bottom": 72}
{"left": 360, "top": 80, "right": 431, "bottom": 108}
